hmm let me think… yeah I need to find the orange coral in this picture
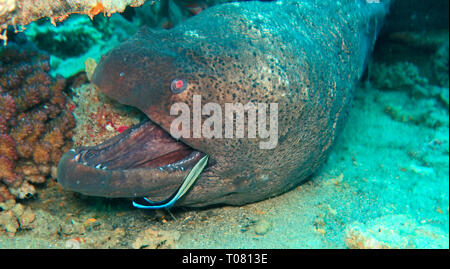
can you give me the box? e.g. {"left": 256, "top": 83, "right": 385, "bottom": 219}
{"left": 0, "top": 134, "right": 16, "bottom": 160}
{"left": 32, "top": 142, "right": 52, "bottom": 164}
{"left": 0, "top": 94, "right": 16, "bottom": 120}
{"left": 0, "top": 156, "right": 21, "bottom": 187}
{"left": 0, "top": 41, "right": 75, "bottom": 201}
{"left": 89, "top": 2, "right": 106, "bottom": 19}
{"left": 71, "top": 83, "right": 142, "bottom": 148}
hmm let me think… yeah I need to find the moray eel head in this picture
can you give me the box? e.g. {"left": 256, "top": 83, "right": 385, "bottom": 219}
{"left": 57, "top": 28, "right": 216, "bottom": 203}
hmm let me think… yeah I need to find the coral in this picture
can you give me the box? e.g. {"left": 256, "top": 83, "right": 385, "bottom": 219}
{"left": 0, "top": 1, "right": 15, "bottom": 40}
{"left": 370, "top": 29, "right": 449, "bottom": 94}
{"left": 0, "top": 134, "right": 16, "bottom": 160}
{"left": 370, "top": 59, "right": 449, "bottom": 102}
{"left": 384, "top": 98, "right": 448, "bottom": 128}
{"left": 71, "top": 83, "right": 143, "bottom": 147}
{"left": 0, "top": 39, "right": 75, "bottom": 202}
{"left": 0, "top": 155, "right": 19, "bottom": 186}
{"left": 370, "top": 61, "right": 428, "bottom": 90}
{"left": 0, "top": 199, "right": 35, "bottom": 237}
{"left": 0, "top": 1, "right": 16, "bottom": 18}
{"left": 1, "top": 0, "right": 147, "bottom": 42}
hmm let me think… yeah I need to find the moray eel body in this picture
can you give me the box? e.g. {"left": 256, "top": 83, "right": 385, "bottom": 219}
{"left": 58, "top": 0, "right": 389, "bottom": 207}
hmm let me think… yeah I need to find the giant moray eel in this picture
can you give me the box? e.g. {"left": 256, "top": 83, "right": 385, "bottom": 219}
{"left": 57, "top": 0, "right": 389, "bottom": 207}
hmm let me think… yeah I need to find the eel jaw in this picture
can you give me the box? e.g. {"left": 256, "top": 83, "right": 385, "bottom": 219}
{"left": 57, "top": 119, "right": 205, "bottom": 199}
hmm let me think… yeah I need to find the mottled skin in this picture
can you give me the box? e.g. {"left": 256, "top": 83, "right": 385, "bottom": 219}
{"left": 58, "top": 0, "right": 388, "bottom": 207}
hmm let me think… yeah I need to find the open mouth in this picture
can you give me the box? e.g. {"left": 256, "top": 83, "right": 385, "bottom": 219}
{"left": 57, "top": 117, "right": 206, "bottom": 199}
{"left": 73, "top": 119, "right": 201, "bottom": 172}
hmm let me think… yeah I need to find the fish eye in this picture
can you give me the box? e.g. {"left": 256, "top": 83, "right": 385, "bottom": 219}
{"left": 170, "top": 78, "right": 187, "bottom": 94}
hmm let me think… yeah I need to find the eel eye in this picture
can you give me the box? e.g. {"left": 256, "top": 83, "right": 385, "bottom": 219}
{"left": 170, "top": 78, "right": 187, "bottom": 94}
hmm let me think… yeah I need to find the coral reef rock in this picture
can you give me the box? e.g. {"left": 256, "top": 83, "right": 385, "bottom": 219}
{"left": 0, "top": 0, "right": 146, "bottom": 41}
{"left": 71, "top": 83, "right": 143, "bottom": 148}
{"left": 0, "top": 199, "right": 35, "bottom": 237}
{"left": 0, "top": 40, "right": 75, "bottom": 202}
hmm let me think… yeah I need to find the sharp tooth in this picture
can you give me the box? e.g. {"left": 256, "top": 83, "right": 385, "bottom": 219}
{"left": 74, "top": 154, "right": 81, "bottom": 162}
{"left": 102, "top": 166, "right": 107, "bottom": 170}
